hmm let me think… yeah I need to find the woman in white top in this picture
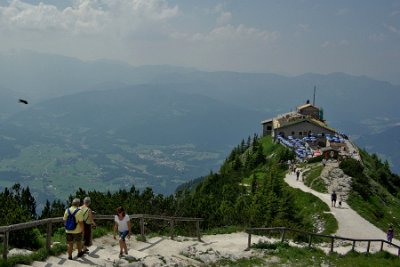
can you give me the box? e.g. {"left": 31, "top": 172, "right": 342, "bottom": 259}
{"left": 113, "top": 206, "right": 132, "bottom": 257}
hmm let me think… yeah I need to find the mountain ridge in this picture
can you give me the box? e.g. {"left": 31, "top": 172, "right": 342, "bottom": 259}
{"left": 0, "top": 51, "right": 399, "bottom": 202}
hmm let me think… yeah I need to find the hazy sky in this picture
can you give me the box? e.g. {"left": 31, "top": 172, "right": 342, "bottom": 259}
{"left": 1, "top": 0, "right": 400, "bottom": 84}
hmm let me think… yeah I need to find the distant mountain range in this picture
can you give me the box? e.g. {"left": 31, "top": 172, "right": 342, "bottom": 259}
{"left": 0, "top": 50, "right": 399, "bottom": 208}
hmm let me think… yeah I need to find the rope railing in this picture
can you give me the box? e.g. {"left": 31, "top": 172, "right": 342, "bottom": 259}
{"left": 0, "top": 214, "right": 203, "bottom": 260}
{"left": 246, "top": 227, "right": 400, "bottom": 256}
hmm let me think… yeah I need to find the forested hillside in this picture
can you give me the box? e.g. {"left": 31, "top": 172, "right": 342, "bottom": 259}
{"left": 3, "top": 134, "right": 400, "bottom": 253}
{"left": 1, "top": 135, "right": 338, "bottom": 251}
{"left": 174, "top": 136, "right": 336, "bottom": 231}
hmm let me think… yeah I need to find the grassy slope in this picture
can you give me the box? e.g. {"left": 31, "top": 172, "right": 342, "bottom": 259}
{"left": 303, "top": 163, "right": 326, "bottom": 193}
{"left": 296, "top": 146, "right": 400, "bottom": 240}
{"left": 294, "top": 146, "right": 400, "bottom": 241}
{"left": 345, "top": 151, "right": 400, "bottom": 240}
{"left": 248, "top": 137, "right": 337, "bottom": 235}
{"left": 347, "top": 181, "right": 400, "bottom": 240}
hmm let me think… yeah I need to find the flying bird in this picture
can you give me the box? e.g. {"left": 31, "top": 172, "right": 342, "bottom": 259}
{"left": 18, "top": 99, "right": 28, "bottom": 104}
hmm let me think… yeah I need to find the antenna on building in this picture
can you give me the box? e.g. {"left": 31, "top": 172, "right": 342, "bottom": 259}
{"left": 313, "top": 85, "right": 316, "bottom": 106}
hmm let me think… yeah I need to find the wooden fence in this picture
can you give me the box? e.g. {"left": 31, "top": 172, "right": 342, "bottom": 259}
{"left": 0, "top": 214, "right": 203, "bottom": 260}
{"left": 246, "top": 227, "right": 400, "bottom": 256}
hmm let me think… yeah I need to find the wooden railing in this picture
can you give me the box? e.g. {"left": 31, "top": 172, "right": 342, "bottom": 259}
{"left": 246, "top": 227, "right": 400, "bottom": 256}
{"left": 0, "top": 214, "right": 203, "bottom": 260}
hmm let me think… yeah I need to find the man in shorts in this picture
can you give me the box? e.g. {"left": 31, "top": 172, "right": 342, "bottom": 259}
{"left": 331, "top": 191, "right": 337, "bottom": 207}
{"left": 63, "top": 198, "right": 84, "bottom": 260}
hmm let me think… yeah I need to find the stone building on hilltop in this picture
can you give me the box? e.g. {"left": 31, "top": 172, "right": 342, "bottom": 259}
{"left": 261, "top": 100, "right": 336, "bottom": 139}
{"left": 261, "top": 99, "right": 357, "bottom": 162}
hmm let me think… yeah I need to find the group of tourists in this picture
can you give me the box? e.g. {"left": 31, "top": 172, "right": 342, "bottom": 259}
{"left": 63, "top": 197, "right": 96, "bottom": 260}
{"left": 63, "top": 197, "right": 132, "bottom": 260}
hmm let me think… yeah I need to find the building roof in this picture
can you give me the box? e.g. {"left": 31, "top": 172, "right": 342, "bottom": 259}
{"left": 261, "top": 118, "right": 273, "bottom": 124}
{"left": 297, "top": 103, "right": 319, "bottom": 111}
{"left": 275, "top": 117, "right": 336, "bottom": 133}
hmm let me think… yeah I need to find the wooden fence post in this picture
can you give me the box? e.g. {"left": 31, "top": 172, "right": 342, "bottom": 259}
{"left": 352, "top": 240, "right": 356, "bottom": 251}
{"left": 0, "top": 234, "right": 3, "bottom": 259}
{"left": 280, "top": 229, "right": 286, "bottom": 242}
{"left": 330, "top": 237, "right": 334, "bottom": 253}
{"left": 169, "top": 219, "right": 175, "bottom": 240}
{"left": 380, "top": 241, "right": 384, "bottom": 251}
{"left": 308, "top": 234, "right": 312, "bottom": 247}
{"left": 140, "top": 216, "right": 146, "bottom": 241}
{"left": 196, "top": 221, "right": 201, "bottom": 241}
{"left": 247, "top": 233, "right": 252, "bottom": 251}
{"left": 46, "top": 220, "right": 52, "bottom": 251}
{"left": 367, "top": 241, "right": 371, "bottom": 253}
{"left": 2, "top": 231, "right": 9, "bottom": 259}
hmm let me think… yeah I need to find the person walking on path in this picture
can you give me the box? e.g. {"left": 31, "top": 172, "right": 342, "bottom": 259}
{"left": 284, "top": 169, "right": 399, "bottom": 255}
{"left": 387, "top": 225, "right": 394, "bottom": 245}
{"left": 64, "top": 198, "right": 84, "bottom": 260}
{"left": 80, "top": 196, "right": 97, "bottom": 254}
{"left": 296, "top": 169, "right": 300, "bottom": 181}
{"left": 114, "top": 206, "right": 132, "bottom": 257}
{"left": 331, "top": 191, "right": 337, "bottom": 207}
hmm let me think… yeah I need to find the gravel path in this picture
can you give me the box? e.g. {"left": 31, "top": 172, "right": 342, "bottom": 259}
{"left": 15, "top": 233, "right": 274, "bottom": 267}
{"left": 285, "top": 169, "right": 399, "bottom": 254}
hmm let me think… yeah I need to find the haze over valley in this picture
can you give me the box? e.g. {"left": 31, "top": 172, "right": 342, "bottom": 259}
{"left": 0, "top": 51, "right": 399, "bottom": 210}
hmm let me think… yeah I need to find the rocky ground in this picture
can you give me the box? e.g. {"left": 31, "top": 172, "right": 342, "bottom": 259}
{"left": 13, "top": 232, "right": 279, "bottom": 267}
{"left": 320, "top": 161, "right": 352, "bottom": 201}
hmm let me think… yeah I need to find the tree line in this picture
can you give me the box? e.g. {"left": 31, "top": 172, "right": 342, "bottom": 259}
{"left": 5, "top": 135, "right": 399, "bottom": 250}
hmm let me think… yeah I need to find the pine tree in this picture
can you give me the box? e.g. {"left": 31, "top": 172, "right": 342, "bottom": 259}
{"left": 246, "top": 136, "right": 251, "bottom": 149}
{"left": 40, "top": 200, "right": 51, "bottom": 219}
{"left": 21, "top": 187, "right": 36, "bottom": 219}
{"left": 251, "top": 174, "right": 257, "bottom": 194}
{"left": 254, "top": 143, "right": 266, "bottom": 166}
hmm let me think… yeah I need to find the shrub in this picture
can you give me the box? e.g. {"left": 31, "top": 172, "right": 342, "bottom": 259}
{"left": 307, "top": 155, "right": 323, "bottom": 164}
{"left": 92, "top": 226, "right": 109, "bottom": 239}
{"left": 340, "top": 158, "right": 371, "bottom": 199}
{"left": 9, "top": 228, "right": 43, "bottom": 250}
{"left": 339, "top": 158, "right": 364, "bottom": 177}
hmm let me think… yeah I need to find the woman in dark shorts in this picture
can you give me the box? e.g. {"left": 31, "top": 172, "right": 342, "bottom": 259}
{"left": 80, "top": 197, "right": 96, "bottom": 253}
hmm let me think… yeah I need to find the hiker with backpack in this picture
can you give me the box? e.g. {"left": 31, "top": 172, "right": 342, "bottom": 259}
{"left": 63, "top": 198, "right": 84, "bottom": 260}
{"left": 80, "top": 196, "right": 97, "bottom": 254}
